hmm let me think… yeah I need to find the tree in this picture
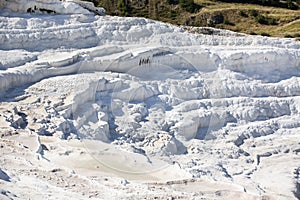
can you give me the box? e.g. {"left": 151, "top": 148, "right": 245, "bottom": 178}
{"left": 179, "top": 0, "right": 199, "bottom": 13}
{"left": 118, "top": 0, "right": 130, "bottom": 16}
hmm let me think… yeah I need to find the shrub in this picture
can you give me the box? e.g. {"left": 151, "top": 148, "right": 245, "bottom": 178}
{"left": 261, "top": 32, "right": 270, "bottom": 36}
{"left": 207, "top": 13, "right": 224, "bottom": 27}
{"left": 169, "top": 10, "right": 178, "bottom": 19}
{"left": 284, "top": 34, "right": 294, "bottom": 38}
{"left": 250, "top": 9, "right": 258, "bottom": 17}
{"left": 239, "top": 10, "right": 248, "bottom": 17}
{"left": 293, "top": 33, "right": 300, "bottom": 37}
{"left": 256, "top": 15, "right": 266, "bottom": 24}
{"left": 179, "top": 0, "right": 200, "bottom": 13}
{"left": 267, "top": 17, "right": 277, "bottom": 25}
{"left": 167, "top": 0, "right": 179, "bottom": 5}
{"left": 255, "top": 15, "right": 277, "bottom": 25}
{"left": 287, "top": 0, "right": 299, "bottom": 10}
{"left": 224, "top": 19, "right": 234, "bottom": 25}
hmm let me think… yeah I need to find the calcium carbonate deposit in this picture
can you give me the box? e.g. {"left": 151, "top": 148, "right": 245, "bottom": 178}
{"left": 0, "top": 0, "right": 299, "bottom": 199}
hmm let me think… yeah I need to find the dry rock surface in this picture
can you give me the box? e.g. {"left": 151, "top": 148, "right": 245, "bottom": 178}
{"left": 0, "top": 0, "right": 300, "bottom": 199}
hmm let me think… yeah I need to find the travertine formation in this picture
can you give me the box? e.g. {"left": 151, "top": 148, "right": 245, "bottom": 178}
{"left": 0, "top": 1, "right": 299, "bottom": 199}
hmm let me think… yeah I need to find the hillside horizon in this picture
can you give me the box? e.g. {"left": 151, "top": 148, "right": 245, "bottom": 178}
{"left": 87, "top": 0, "right": 300, "bottom": 39}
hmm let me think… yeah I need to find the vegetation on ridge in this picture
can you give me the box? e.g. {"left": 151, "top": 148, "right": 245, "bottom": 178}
{"left": 85, "top": 0, "right": 300, "bottom": 39}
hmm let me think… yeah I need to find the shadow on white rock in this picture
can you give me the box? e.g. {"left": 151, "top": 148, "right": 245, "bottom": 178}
{"left": 0, "top": 168, "right": 10, "bottom": 182}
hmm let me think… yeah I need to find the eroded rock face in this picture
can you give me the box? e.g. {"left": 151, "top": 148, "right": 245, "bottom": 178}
{"left": 0, "top": 0, "right": 105, "bottom": 15}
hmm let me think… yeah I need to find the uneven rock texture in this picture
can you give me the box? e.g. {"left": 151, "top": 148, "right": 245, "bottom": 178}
{"left": 0, "top": 1, "right": 300, "bottom": 199}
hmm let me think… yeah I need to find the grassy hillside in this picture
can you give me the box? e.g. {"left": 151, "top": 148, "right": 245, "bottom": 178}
{"left": 90, "top": 0, "right": 300, "bottom": 39}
